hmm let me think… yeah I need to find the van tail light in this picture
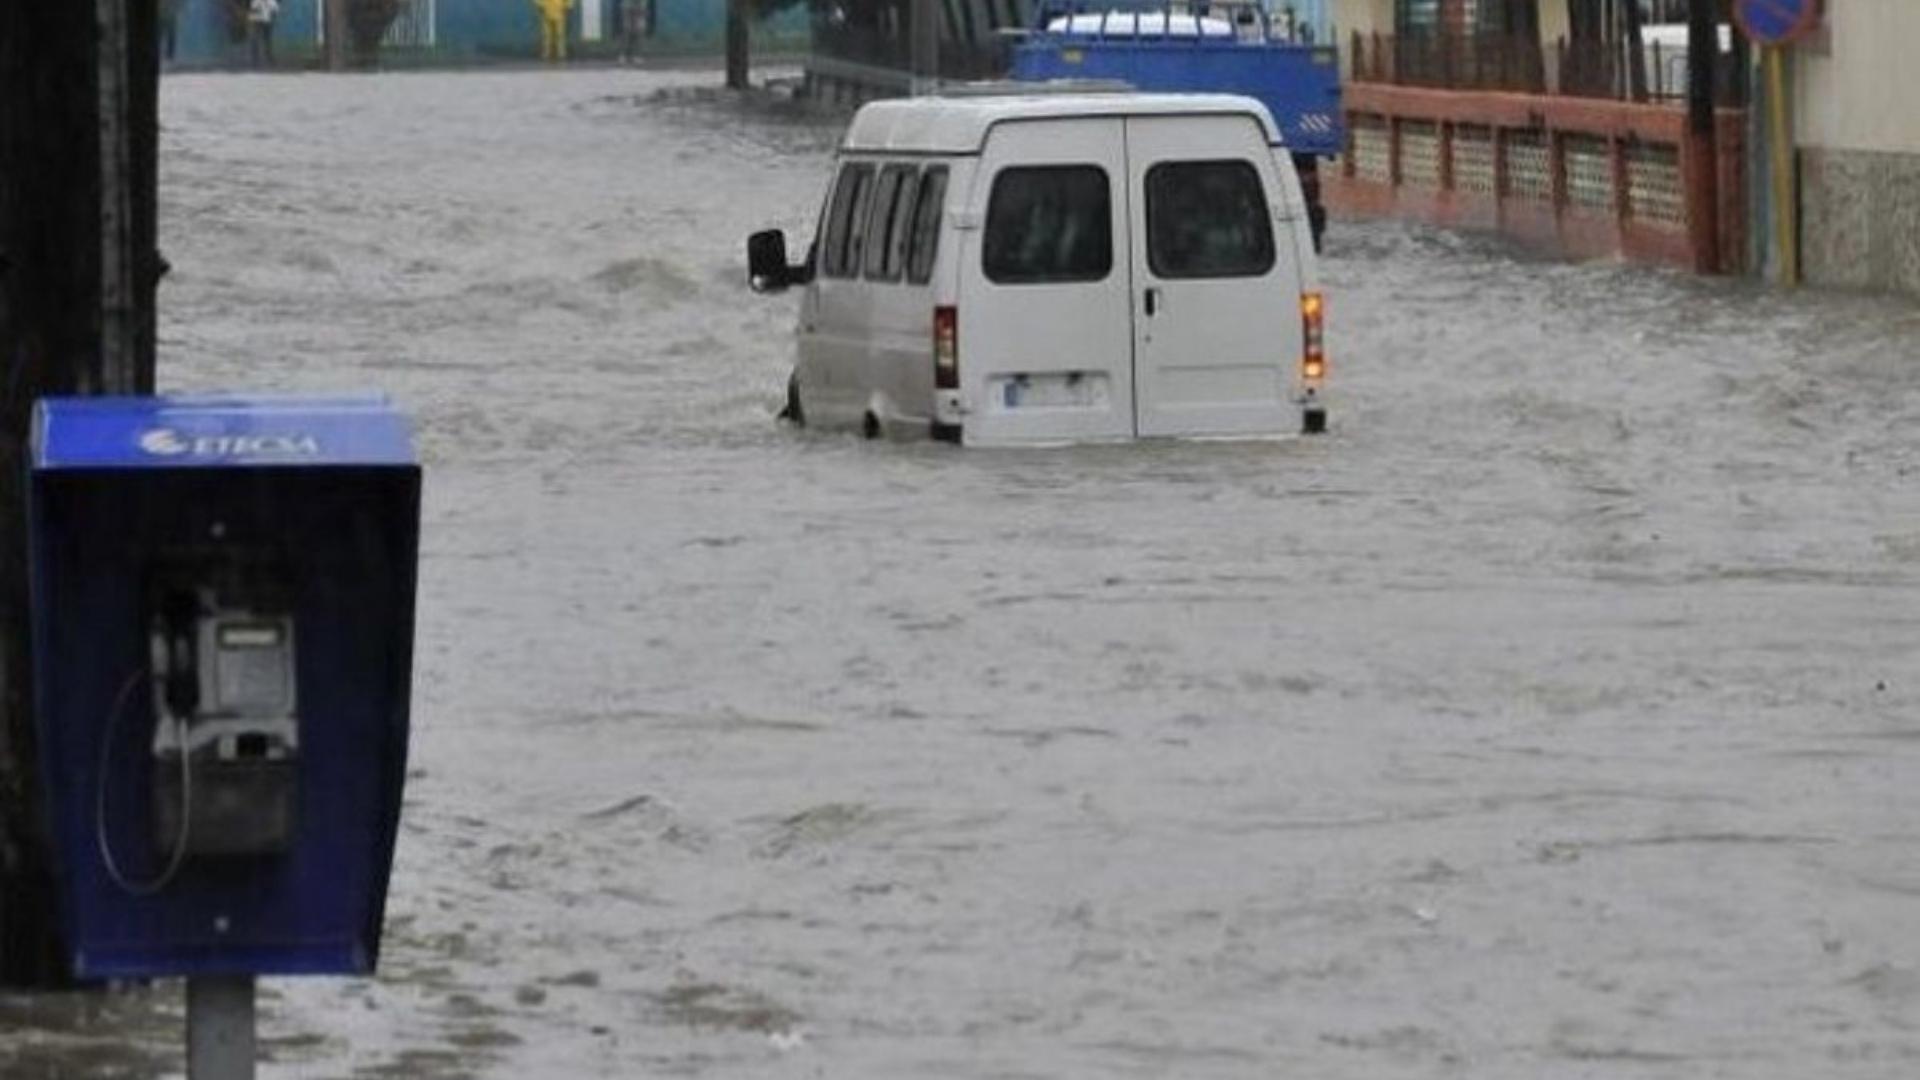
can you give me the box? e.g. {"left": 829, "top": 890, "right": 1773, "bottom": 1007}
{"left": 1300, "top": 292, "right": 1326, "bottom": 383}
{"left": 933, "top": 305, "right": 959, "bottom": 390}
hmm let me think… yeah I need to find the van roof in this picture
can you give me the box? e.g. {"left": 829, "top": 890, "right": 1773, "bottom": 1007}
{"left": 840, "top": 92, "right": 1284, "bottom": 155}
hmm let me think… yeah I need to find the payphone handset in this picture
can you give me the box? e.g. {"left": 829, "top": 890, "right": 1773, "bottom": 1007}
{"left": 100, "top": 557, "right": 303, "bottom": 894}
{"left": 148, "top": 585, "right": 300, "bottom": 769}
{"left": 146, "top": 562, "right": 301, "bottom": 863}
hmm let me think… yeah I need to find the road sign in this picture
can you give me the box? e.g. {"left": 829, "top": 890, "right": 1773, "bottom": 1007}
{"left": 1734, "top": 0, "right": 1822, "bottom": 46}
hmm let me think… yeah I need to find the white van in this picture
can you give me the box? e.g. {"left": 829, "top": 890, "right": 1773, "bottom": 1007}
{"left": 747, "top": 90, "right": 1328, "bottom": 445}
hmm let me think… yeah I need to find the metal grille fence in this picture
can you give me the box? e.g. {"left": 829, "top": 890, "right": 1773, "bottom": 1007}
{"left": 382, "top": 0, "right": 434, "bottom": 48}
{"left": 1400, "top": 121, "right": 1441, "bottom": 189}
{"left": 1351, "top": 115, "right": 1392, "bottom": 184}
{"left": 1352, "top": 30, "right": 1746, "bottom": 107}
{"left": 1625, "top": 142, "right": 1684, "bottom": 229}
{"left": 1332, "top": 83, "right": 1745, "bottom": 273}
{"left": 1451, "top": 124, "right": 1495, "bottom": 196}
{"left": 1564, "top": 134, "right": 1612, "bottom": 213}
{"left": 1505, "top": 131, "right": 1551, "bottom": 202}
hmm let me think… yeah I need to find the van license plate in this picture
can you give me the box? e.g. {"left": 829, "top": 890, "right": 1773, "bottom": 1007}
{"left": 994, "top": 372, "right": 1111, "bottom": 411}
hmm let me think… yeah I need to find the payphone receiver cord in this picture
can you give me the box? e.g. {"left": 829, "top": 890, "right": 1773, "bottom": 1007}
{"left": 95, "top": 669, "right": 194, "bottom": 897}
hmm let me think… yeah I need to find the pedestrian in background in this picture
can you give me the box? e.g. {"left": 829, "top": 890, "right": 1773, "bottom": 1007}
{"left": 621, "top": 0, "right": 651, "bottom": 65}
{"left": 160, "top": 0, "right": 183, "bottom": 63}
{"left": 534, "top": 0, "right": 576, "bottom": 62}
{"left": 248, "top": 0, "right": 280, "bottom": 68}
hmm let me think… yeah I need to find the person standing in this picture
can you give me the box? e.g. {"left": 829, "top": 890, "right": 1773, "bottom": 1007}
{"left": 159, "top": 0, "right": 183, "bottom": 63}
{"left": 621, "top": 0, "right": 650, "bottom": 65}
{"left": 248, "top": 0, "right": 280, "bottom": 68}
{"left": 534, "top": 0, "right": 576, "bottom": 62}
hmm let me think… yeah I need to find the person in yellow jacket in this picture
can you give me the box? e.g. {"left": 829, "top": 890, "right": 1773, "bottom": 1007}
{"left": 534, "top": 0, "right": 574, "bottom": 61}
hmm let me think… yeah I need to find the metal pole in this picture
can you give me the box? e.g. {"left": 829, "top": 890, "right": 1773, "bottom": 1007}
{"left": 326, "top": 0, "right": 350, "bottom": 72}
{"left": 1765, "top": 44, "right": 1797, "bottom": 286}
{"left": 1623, "top": 0, "right": 1646, "bottom": 101}
{"left": 910, "top": 0, "right": 940, "bottom": 96}
{"left": 187, "top": 975, "right": 257, "bottom": 1080}
{"left": 1683, "top": 0, "right": 1719, "bottom": 272}
{"left": 97, "top": 0, "right": 138, "bottom": 394}
{"left": 724, "top": 0, "right": 749, "bottom": 89}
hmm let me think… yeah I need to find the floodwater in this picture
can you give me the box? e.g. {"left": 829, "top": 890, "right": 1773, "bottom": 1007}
{"left": 4, "top": 66, "right": 1920, "bottom": 1078}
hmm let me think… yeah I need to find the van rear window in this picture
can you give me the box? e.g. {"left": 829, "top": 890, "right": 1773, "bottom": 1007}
{"left": 905, "top": 166, "right": 948, "bottom": 285}
{"left": 865, "top": 164, "right": 917, "bottom": 282}
{"left": 1145, "top": 160, "right": 1275, "bottom": 279}
{"left": 983, "top": 166, "right": 1112, "bottom": 285}
{"left": 823, "top": 163, "right": 874, "bottom": 279}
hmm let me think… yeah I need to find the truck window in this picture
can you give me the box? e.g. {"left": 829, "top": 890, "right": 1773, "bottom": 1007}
{"left": 865, "top": 164, "right": 916, "bottom": 282}
{"left": 904, "top": 166, "right": 948, "bottom": 285}
{"left": 983, "top": 165, "right": 1112, "bottom": 285}
{"left": 822, "top": 163, "right": 874, "bottom": 279}
{"left": 1144, "top": 160, "right": 1275, "bottom": 279}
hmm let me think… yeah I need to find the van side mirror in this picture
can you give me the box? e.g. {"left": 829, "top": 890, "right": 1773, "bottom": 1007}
{"left": 748, "top": 229, "right": 792, "bottom": 293}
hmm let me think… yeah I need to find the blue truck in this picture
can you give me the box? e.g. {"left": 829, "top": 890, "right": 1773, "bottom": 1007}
{"left": 1004, "top": 1, "right": 1342, "bottom": 247}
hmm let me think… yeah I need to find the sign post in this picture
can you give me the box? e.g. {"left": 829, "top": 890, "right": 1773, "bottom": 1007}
{"left": 1734, "top": 0, "right": 1822, "bottom": 287}
{"left": 187, "top": 975, "right": 256, "bottom": 1080}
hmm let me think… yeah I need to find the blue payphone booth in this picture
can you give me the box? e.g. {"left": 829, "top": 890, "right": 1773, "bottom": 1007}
{"left": 26, "top": 394, "right": 420, "bottom": 980}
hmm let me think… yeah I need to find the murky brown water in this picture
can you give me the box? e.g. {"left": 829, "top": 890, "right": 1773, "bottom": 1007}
{"left": 4, "top": 66, "right": 1919, "bottom": 1079}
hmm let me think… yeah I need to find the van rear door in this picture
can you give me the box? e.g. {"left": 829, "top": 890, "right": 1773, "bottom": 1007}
{"left": 957, "top": 119, "right": 1135, "bottom": 445}
{"left": 1125, "top": 116, "right": 1301, "bottom": 438}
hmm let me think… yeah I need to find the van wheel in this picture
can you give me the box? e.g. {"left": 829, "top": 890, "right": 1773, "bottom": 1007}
{"left": 862, "top": 412, "right": 882, "bottom": 440}
{"left": 1303, "top": 408, "right": 1328, "bottom": 435}
{"left": 779, "top": 374, "right": 804, "bottom": 427}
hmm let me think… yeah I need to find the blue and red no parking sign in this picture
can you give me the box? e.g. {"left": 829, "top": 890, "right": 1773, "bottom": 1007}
{"left": 1734, "top": 0, "right": 1822, "bottom": 46}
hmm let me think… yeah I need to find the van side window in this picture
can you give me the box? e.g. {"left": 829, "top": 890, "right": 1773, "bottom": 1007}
{"left": 983, "top": 165, "right": 1111, "bottom": 285}
{"left": 1144, "top": 160, "right": 1275, "bottom": 279}
{"left": 822, "top": 163, "right": 874, "bottom": 279}
{"left": 864, "top": 164, "right": 917, "bottom": 282}
{"left": 904, "top": 166, "right": 948, "bottom": 285}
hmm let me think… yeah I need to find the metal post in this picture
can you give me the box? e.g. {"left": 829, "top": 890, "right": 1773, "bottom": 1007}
{"left": 187, "top": 975, "right": 257, "bottom": 1080}
{"left": 1683, "top": 0, "right": 1719, "bottom": 272}
{"left": 97, "top": 0, "right": 138, "bottom": 393}
{"left": 326, "top": 0, "right": 350, "bottom": 72}
{"left": 724, "top": 0, "right": 749, "bottom": 90}
{"left": 910, "top": 0, "right": 940, "bottom": 96}
{"left": 1764, "top": 45, "right": 1797, "bottom": 285}
{"left": 1623, "top": 0, "right": 1646, "bottom": 101}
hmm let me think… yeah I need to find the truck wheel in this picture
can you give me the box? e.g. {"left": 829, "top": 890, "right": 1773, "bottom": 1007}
{"left": 1303, "top": 408, "right": 1327, "bottom": 435}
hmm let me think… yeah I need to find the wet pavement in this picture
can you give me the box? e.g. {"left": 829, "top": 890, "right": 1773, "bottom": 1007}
{"left": 4, "top": 66, "right": 1920, "bottom": 1078}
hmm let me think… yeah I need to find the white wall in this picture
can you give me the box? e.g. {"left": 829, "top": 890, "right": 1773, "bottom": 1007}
{"left": 1538, "top": 0, "right": 1567, "bottom": 45}
{"left": 1330, "top": 0, "right": 1396, "bottom": 39}
{"left": 1794, "top": 0, "right": 1920, "bottom": 155}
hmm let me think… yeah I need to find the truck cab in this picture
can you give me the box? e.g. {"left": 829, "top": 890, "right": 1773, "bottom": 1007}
{"left": 1005, "top": 0, "right": 1343, "bottom": 248}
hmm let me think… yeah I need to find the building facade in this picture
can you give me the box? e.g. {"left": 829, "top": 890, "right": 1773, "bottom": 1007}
{"left": 161, "top": 0, "right": 804, "bottom": 67}
{"left": 1330, "top": 1, "right": 1920, "bottom": 298}
{"left": 1783, "top": 0, "right": 1920, "bottom": 296}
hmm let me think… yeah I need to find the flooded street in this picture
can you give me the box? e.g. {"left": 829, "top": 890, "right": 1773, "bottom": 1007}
{"left": 5, "top": 66, "right": 1920, "bottom": 1077}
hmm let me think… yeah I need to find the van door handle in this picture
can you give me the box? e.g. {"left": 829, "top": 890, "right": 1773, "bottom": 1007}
{"left": 1143, "top": 287, "right": 1160, "bottom": 317}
